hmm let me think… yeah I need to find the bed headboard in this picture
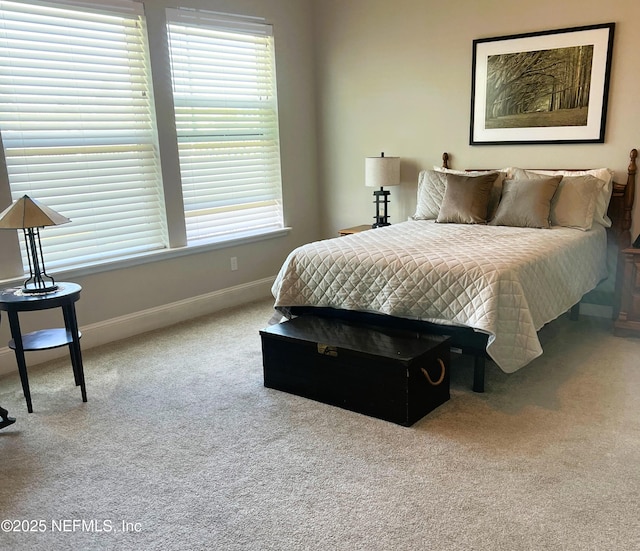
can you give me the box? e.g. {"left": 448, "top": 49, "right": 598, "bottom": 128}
{"left": 441, "top": 148, "right": 638, "bottom": 248}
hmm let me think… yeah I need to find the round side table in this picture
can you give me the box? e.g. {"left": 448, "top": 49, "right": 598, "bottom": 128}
{"left": 0, "top": 282, "right": 86, "bottom": 413}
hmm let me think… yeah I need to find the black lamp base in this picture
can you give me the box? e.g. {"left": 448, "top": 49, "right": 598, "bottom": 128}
{"left": 372, "top": 187, "right": 391, "bottom": 228}
{"left": 372, "top": 220, "right": 391, "bottom": 228}
{"left": 22, "top": 282, "right": 59, "bottom": 294}
{"left": 22, "top": 228, "right": 59, "bottom": 294}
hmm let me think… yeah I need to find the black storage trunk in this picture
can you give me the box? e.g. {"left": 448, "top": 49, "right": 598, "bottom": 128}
{"left": 260, "top": 315, "right": 451, "bottom": 426}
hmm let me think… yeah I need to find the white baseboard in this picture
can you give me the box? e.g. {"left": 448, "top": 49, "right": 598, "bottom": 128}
{"left": 0, "top": 276, "right": 275, "bottom": 377}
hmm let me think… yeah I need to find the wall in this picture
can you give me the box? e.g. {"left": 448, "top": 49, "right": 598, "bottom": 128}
{"left": 313, "top": 0, "right": 640, "bottom": 238}
{"left": 0, "top": 0, "right": 319, "bottom": 374}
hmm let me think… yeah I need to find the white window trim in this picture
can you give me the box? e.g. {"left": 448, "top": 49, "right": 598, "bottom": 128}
{"left": 0, "top": 226, "right": 290, "bottom": 288}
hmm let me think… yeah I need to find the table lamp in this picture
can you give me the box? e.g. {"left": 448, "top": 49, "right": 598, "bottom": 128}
{"left": 365, "top": 152, "right": 400, "bottom": 227}
{"left": 0, "top": 195, "right": 70, "bottom": 293}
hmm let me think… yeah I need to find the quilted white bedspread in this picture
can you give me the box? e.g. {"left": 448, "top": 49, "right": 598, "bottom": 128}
{"left": 272, "top": 220, "right": 608, "bottom": 373}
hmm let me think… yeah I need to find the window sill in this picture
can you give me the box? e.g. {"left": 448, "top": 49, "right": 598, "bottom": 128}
{"left": 0, "top": 227, "right": 292, "bottom": 288}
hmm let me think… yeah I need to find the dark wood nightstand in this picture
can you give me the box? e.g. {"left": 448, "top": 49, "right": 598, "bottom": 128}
{"left": 614, "top": 247, "right": 640, "bottom": 337}
{"left": 338, "top": 224, "right": 372, "bottom": 236}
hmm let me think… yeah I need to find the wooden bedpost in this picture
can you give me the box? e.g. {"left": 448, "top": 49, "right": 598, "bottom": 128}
{"left": 608, "top": 148, "right": 637, "bottom": 249}
{"left": 442, "top": 152, "right": 449, "bottom": 169}
{"left": 612, "top": 148, "right": 637, "bottom": 320}
{"left": 621, "top": 148, "right": 637, "bottom": 248}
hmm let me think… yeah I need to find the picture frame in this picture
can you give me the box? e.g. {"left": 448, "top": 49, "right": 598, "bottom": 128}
{"left": 470, "top": 23, "right": 615, "bottom": 145}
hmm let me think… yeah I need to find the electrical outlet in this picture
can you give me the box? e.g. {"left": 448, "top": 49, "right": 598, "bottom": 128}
{"left": 230, "top": 256, "right": 238, "bottom": 271}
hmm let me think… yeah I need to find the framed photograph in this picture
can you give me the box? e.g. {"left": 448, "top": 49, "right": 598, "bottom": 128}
{"left": 470, "top": 23, "right": 615, "bottom": 145}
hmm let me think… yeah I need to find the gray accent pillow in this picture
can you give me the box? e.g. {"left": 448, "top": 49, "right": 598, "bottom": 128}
{"left": 490, "top": 176, "right": 562, "bottom": 228}
{"left": 508, "top": 167, "right": 613, "bottom": 227}
{"left": 436, "top": 172, "right": 497, "bottom": 224}
{"left": 551, "top": 174, "right": 601, "bottom": 231}
{"left": 433, "top": 166, "right": 506, "bottom": 219}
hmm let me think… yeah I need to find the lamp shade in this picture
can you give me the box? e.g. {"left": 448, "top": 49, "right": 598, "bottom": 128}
{"left": 365, "top": 154, "right": 400, "bottom": 188}
{"left": 0, "top": 195, "right": 70, "bottom": 229}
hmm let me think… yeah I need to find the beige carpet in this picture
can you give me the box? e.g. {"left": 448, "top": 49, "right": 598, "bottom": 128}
{"left": 0, "top": 298, "right": 639, "bottom": 551}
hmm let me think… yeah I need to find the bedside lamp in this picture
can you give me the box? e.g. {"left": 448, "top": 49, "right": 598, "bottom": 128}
{"left": 0, "top": 195, "right": 70, "bottom": 294}
{"left": 365, "top": 152, "right": 400, "bottom": 228}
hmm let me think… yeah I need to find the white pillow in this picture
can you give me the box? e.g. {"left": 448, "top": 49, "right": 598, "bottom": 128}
{"left": 433, "top": 166, "right": 507, "bottom": 219}
{"left": 507, "top": 167, "right": 614, "bottom": 228}
{"left": 412, "top": 170, "right": 448, "bottom": 220}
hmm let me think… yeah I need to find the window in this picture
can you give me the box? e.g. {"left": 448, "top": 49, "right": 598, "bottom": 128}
{"left": 0, "top": 0, "right": 166, "bottom": 272}
{"left": 0, "top": 1, "right": 285, "bottom": 279}
{"left": 166, "top": 8, "right": 284, "bottom": 243}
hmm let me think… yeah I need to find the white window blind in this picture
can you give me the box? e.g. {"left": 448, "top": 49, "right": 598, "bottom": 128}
{"left": 166, "top": 8, "right": 284, "bottom": 243}
{"left": 0, "top": 0, "right": 167, "bottom": 271}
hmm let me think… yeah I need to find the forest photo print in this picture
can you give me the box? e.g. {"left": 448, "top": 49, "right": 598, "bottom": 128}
{"left": 470, "top": 23, "right": 615, "bottom": 145}
{"left": 485, "top": 45, "right": 593, "bottom": 129}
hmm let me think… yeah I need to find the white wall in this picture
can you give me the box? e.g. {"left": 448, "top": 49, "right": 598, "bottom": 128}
{"left": 0, "top": 0, "right": 319, "bottom": 374}
{"left": 3, "top": 0, "right": 639, "bottom": 377}
{"left": 313, "top": 0, "right": 640, "bottom": 238}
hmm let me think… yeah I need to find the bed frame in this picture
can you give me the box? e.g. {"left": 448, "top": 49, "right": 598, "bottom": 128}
{"left": 289, "top": 149, "right": 637, "bottom": 393}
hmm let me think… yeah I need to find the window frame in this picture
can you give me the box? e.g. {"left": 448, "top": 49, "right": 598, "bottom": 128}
{"left": 0, "top": 1, "right": 288, "bottom": 285}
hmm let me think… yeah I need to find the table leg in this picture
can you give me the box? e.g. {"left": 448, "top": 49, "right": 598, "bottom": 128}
{"left": 0, "top": 405, "right": 16, "bottom": 429}
{"left": 472, "top": 354, "right": 485, "bottom": 393}
{"left": 62, "top": 303, "right": 86, "bottom": 403}
{"left": 7, "top": 312, "right": 33, "bottom": 413}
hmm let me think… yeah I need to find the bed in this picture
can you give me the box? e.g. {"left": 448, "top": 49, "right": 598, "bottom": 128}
{"left": 271, "top": 149, "right": 637, "bottom": 392}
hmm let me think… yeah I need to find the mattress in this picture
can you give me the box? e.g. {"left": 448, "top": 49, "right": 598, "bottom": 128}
{"left": 272, "top": 220, "right": 608, "bottom": 373}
